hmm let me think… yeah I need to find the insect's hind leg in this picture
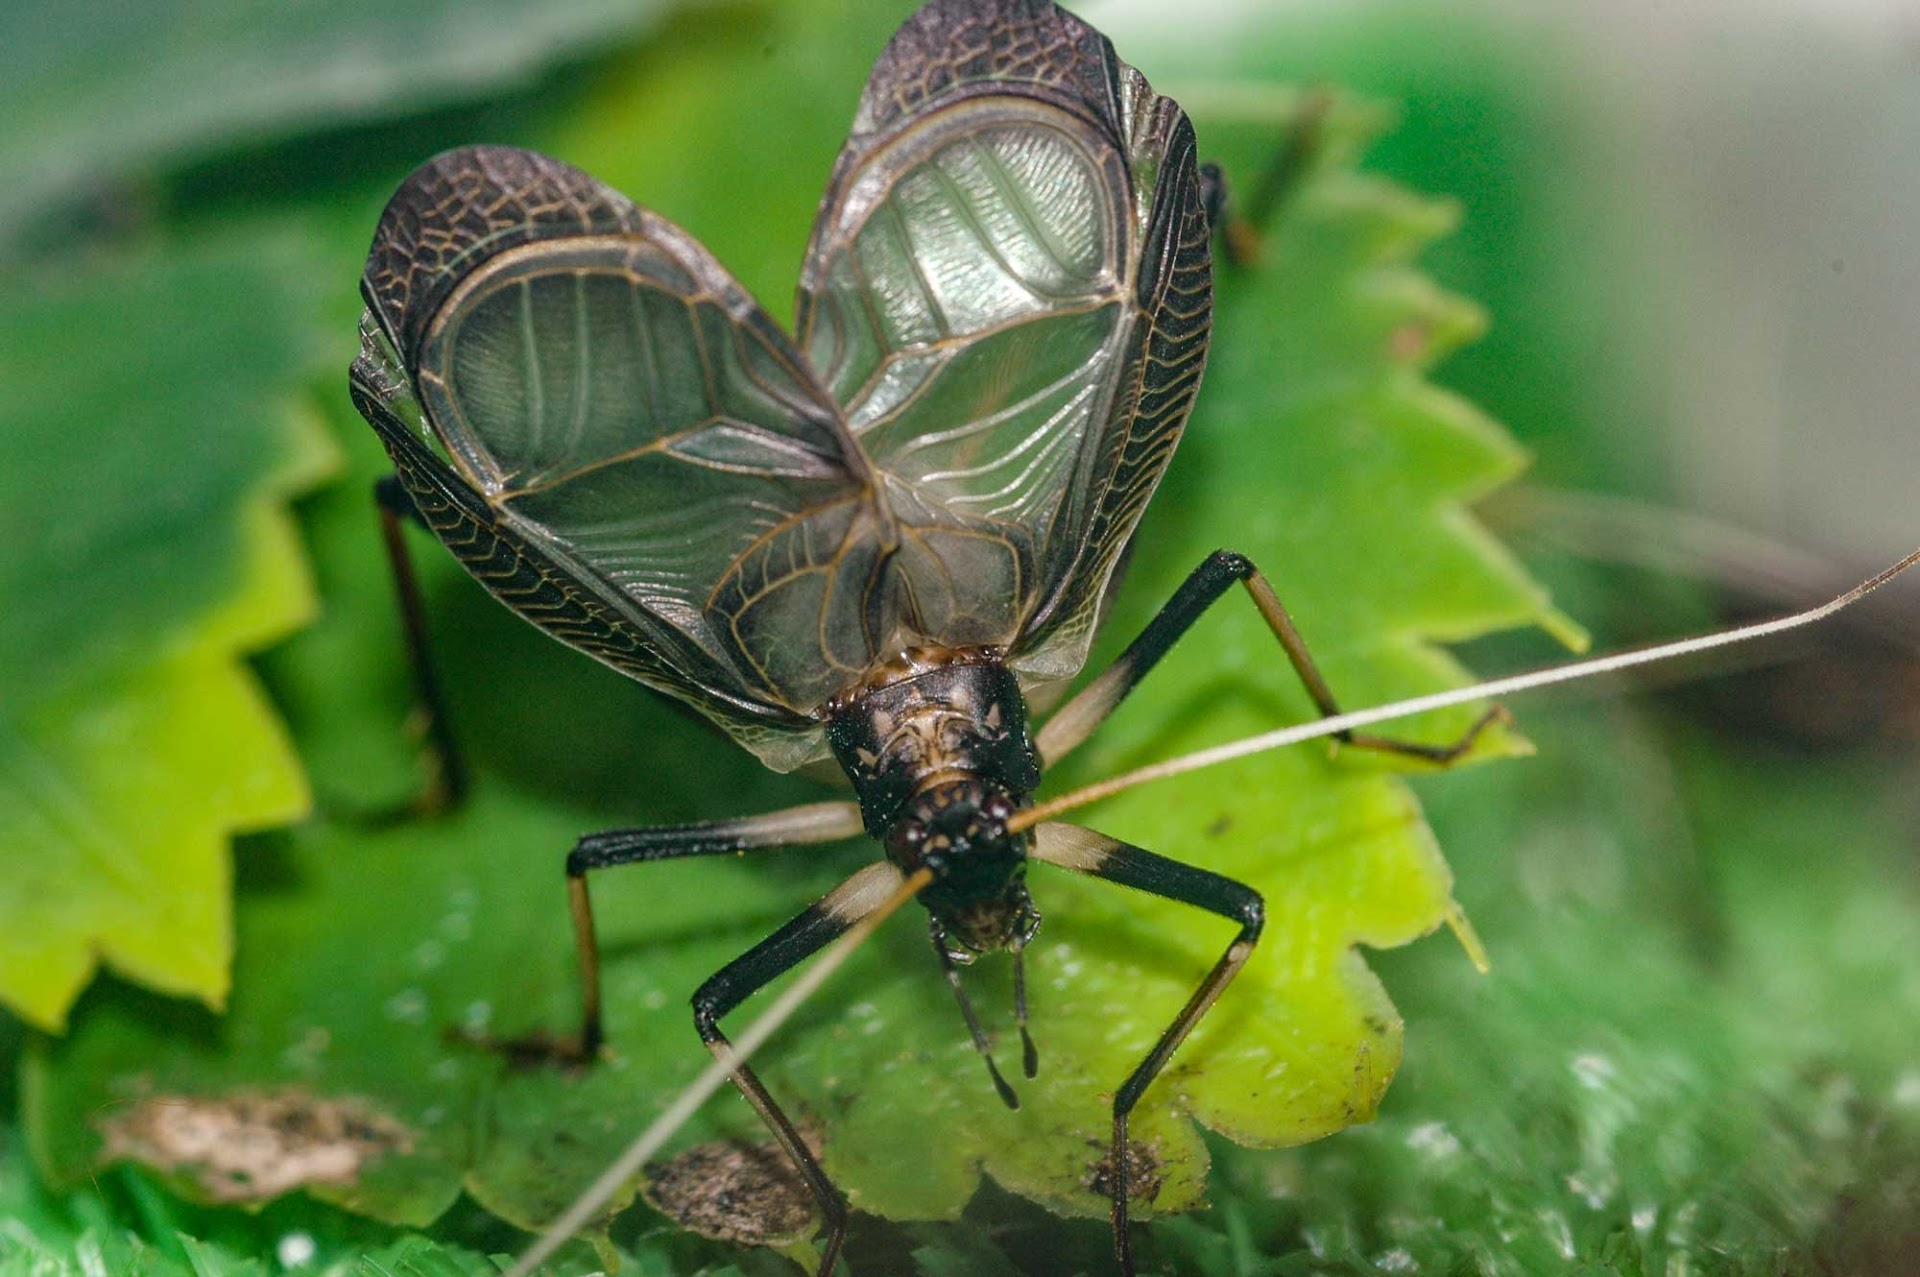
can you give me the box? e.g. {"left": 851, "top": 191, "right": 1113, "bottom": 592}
{"left": 1037, "top": 549, "right": 1506, "bottom": 767}
{"left": 1029, "top": 824, "right": 1263, "bottom": 1277}
{"left": 374, "top": 474, "right": 467, "bottom": 813}
{"left": 1228, "top": 553, "right": 1509, "bottom": 764}
{"left": 690, "top": 862, "right": 905, "bottom": 1276}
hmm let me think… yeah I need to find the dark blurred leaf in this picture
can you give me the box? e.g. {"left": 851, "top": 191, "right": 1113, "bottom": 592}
{"left": 0, "top": 0, "right": 676, "bottom": 250}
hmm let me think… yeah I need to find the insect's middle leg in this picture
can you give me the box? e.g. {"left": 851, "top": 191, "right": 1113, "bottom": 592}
{"left": 1037, "top": 549, "right": 1506, "bottom": 766}
{"left": 564, "top": 801, "right": 864, "bottom": 1057}
{"left": 1030, "top": 824, "right": 1263, "bottom": 1277}
{"left": 691, "top": 861, "right": 908, "bottom": 1277}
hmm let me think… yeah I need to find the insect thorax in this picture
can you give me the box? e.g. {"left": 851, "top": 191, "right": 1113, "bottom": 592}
{"left": 826, "top": 652, "right": 1042, "bottom": 954}
{"left": 825, "top": 650, "right": 1040, "bottom": 832}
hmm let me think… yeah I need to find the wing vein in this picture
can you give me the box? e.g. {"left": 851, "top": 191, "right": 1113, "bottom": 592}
{"left": 884, "top": 195, "right": 950, "bottom": 341}
{"left": 519, "top": 280, "right": 545, "bottom": 466}
{"left": 967, "top": 135, "right": 1085, "bottom": 294}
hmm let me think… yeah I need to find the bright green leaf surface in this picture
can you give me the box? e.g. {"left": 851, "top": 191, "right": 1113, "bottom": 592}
{"left": 0, "top": 239, "right": 337, "bottom": 1030}
{"left": 0, "top": 0, "right": 674, "bottom": 251}
{"left": 25, "top": 24, "right": 1556, "bottom": 1251}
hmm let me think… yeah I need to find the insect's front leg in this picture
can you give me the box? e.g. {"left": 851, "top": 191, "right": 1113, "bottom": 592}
{"left": 373, "top": 474, "right": 466, "bottom": 813}
{"left": 1030, "top": 824, "right": 1263, "bottom": 1277}
{"left": 1037, "top": 548, "right": 1506, "bottom": 767}
{"left": 691, "top": 861, "right": 908, "bottom": 1277}
{"left": 563, "top": 801, "right": 864, "bottom": 1058}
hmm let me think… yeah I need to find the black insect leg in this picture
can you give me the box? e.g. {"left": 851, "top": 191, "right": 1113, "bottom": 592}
{"left": 1204, "top": 88, "right": 1334, "bottom": 269}
{"left": 1029, "top": 823, "right": 1263, "bottom": 1277}
{"left": 1198, "top": 161, "right": 1231, "bottom": 240}
{"left": 1013, "top": 946, "right": 1039, "bottom": 1078}
{"left": 692, "top": 861, "right": 906, "bottom": 1277}
{"left": 566, "top": 801, "right": 864, "bottom": 1058}
{"left": 374, "top": 474, "right": 466, "bottom": 812}
{"left": 928, "top": 922, "right": 1021, "bottom": 1109}
{"left": 1037, "top": 549, "right": 1506, "bottom": 767}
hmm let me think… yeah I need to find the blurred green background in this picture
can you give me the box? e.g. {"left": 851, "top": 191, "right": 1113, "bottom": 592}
{"left": 2, "top": 0, "right": 1915, "bottom": 1274}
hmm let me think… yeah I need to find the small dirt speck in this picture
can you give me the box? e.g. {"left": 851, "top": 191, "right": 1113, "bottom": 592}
{"left": 1389, "top": 322, "right": 1429, "bottom": 361}
{"left": 644, "top": 1137, "right": 817, "bottom": 1247}
{"left": 98, "top": 1090, "right": 414, "bottom": 1203}
{"left": 445, "top": 1023, "right": 596, "bottom": 1073}
{"left": 1084, "top": 1137, "right": 1163, "bottom": 1204}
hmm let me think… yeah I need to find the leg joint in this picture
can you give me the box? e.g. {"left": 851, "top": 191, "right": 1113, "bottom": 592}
{"left": 1204, "top": 548, "right": 1256, "bottom": 582}
{"left": 566, "top": 830, "right": 652, "bottom": 877}
{"left": 693, "top": 971, "right": 753, "bottom": 1041}
{"left": 1228, "top": 886, "right": 1265, "bottom": 939}
{"left": 691, "top": 992, "right": 723, "bottom": 1043}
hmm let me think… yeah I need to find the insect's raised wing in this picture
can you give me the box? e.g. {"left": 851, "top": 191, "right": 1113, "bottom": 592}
{"left": 355, "top": 146, "right": 889, "bottom": 770}
{"left": 795, "top": 0, "right": 1214, "bottom": 687}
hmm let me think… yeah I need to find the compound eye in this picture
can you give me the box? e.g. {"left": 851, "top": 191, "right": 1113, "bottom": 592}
{"left": 983, "top": 793, "right": 1014, "bottom": 822}
{"left": 901, "top": 822, "right": 927, "bottom": 846}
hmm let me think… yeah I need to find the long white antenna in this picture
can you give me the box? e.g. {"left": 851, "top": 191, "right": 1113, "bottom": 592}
{"left": 1013, "top": 545, "right": 1920, "bottom": 832}
{"left": 499, "top": 867, "right": 934, "bottom": 1277}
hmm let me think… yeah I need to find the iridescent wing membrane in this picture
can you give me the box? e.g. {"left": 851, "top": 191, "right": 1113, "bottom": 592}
{"left": 799, "top": 0, "right": 1213, "bottom": 684}
{"left": 350, "top": 0, "right": 1212, "bottom": 771}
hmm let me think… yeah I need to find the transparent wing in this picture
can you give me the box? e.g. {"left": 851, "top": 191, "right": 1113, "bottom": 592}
{"left": 350, "top": 332, "right": 824, "bottom": 771}
{"left": 358, "top": 145, "right": 893, "bottom": 765}
{"left": 794, "top": 0, "right": 1214, "bottom": 684}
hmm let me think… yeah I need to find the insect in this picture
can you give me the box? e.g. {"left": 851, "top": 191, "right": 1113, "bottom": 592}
{"left": 346, "top": 0, "right": 1918, "bottom": 1271}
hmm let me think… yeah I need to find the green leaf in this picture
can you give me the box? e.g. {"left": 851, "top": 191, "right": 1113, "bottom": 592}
{"left": 0, "top": 0, "right": 676, "bottom": 251}
{"left": 0, "top": 236, "right": 338, "bottom": 1031}
{"left": 25, "top": 0, "right": 1559, "bottom": 1257}
{"left": 1131, "top": 711, "right": 1920, "bottom": 1275}
{"left": 0, "top": 1231, "right": 266, "bottom": 1277}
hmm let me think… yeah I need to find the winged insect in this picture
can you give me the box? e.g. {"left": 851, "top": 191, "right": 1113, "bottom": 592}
{"left": 348, "top": 0, "right": 1920, "bottom": 1270}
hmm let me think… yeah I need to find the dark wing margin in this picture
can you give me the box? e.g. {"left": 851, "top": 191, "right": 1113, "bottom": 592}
{"left": 1022, "top": 83, "right": 1213, "bottom": 672}
{"left": 362, "top": 145, "right": 648, "bottom": 374}
{"left": 354, "top": 145, "right": 874, "bottom": 771}
{"left": 794, "top": 0, "right": 1214, "bottom": 688}
{"left": 846, "top": 0, "right": 1120, "bottom": 138}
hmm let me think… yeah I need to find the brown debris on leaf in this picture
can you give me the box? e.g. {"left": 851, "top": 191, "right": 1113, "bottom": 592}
{"left": 97, "top": 1090, "right": 415, "bottom": 1203}
{"left": 643, "top": 1137, "right": 818, "bottom": 1247}
{"left": 1085, "top": 1136, "right": 1164, "bottom": 1205}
